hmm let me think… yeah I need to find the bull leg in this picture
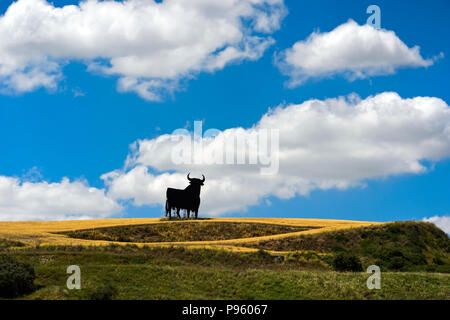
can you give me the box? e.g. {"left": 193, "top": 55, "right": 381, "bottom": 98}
{"left": 195, "top": 210, "right": 198, "bottom": 219}
{"left": 176, "top": 207, "right": 181, "bottom": 218}
{"left": 165, "top": 200, "right": 169, "bottom": 217}
{"left": 187, "top": 210, "right": 190, "bottom": 219}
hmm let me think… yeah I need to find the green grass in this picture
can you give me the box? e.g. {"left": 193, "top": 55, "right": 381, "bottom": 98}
{"left": 9, "top": 245, "right": 330, "bottom": 271}
{"left": 59, "top": 222, "right": 314, "bottom": 242}
{"left": 1, "top": 244, "right": 448, "bottom": 300}
{"left": 27, "top": 265, "right": 450, "bottom": 300}
{"left": 241, "top": 222, "right": 450, "bottom": 272}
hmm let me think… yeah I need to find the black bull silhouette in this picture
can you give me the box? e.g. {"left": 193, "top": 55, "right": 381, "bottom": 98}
{"left": 165, "top": 173, "right": 205, "bottom": 219}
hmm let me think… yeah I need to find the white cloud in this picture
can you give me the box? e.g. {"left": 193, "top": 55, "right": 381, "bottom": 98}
{"left": 0, "top": 176, "right": 122, "bottom": 221}
{"left": 423, "top": 215, "right": 450, "bottom": 235}
{"left": 102, "top": 92, "right": 450, "bottom": 215}
{"left": 0, "top": 0, "right": 286, "bottom": 100}
{"left": 276, "top": 20, "right": 439, "bottom": 86}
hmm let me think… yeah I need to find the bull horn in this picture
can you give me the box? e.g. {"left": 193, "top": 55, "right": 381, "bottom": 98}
{"left": 201, "top": 174, "right": 205, "bottom": 182}
{"left": 187, "top": 173, "right": 193, "bottom": 181}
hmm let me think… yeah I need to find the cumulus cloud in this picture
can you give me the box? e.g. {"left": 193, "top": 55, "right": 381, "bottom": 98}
{"left": 0, "top": 0, "right": 286, "bottom": 100}
{"left": 423, "top": 215, "right": 450, "bottom": 235}
{"left": 0, "top": 175, "right": 122, "bottom": 221}
{"left": 276, "top": 20, "right": 439, "bottom": 86}
{"left": 101, "top": 92, "right": 450, "bottom": 215}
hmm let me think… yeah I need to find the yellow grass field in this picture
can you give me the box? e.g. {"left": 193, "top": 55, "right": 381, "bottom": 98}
{"left": 0, "top": 218, "right": 381, "bottom": 253}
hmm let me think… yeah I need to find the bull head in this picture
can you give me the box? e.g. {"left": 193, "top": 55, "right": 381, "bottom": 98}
{"left": 187, "top": 173, "right": 205, "bottom": 185}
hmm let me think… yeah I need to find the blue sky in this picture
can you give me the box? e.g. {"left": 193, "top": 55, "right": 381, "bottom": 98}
{"left": 0, "top": 0, "right": 449, "bottom": 228}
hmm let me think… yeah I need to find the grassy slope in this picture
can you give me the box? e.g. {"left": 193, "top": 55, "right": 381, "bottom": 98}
{"left": 241, "top": 222, "right": 450, "bottom": 272}
{"left": 0, "top": 242, "right": 450, "bottom": 299}
{"left": 30, "top": 265, "right": 450, "bottom": 300}
{"left": 2, "top": 242, "right": 448, "bottom": 300}
{"left": 1, "top": 221, "right": 449, "bottom": 300}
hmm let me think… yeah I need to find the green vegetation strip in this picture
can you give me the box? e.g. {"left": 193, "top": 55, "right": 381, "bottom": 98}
{"left": 3, "top": 246, "right": 449, "bottom": 300}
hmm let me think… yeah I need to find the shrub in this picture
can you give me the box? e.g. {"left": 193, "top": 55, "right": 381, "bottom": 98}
{"left": 0, "top": 255, "right": 36, "bottom": 298}
{"left": 387, "top": 224, "right": 402, "bottom": 234}
{"left": 331, "top": 245, "right": 348, "bottom": 253}
{"left": 432, "top": 255, "right": 445, "bottom": 265}
{"left": 88, "top": 284, "right": 118, "bottom": 300}
{"left": 359, "top": 239, "right": 376, "bottom": 254}
{"left": 375, "top": 247, "right": 427, "bottom": 271}
{"left": 388, "top": 256, "right": 407, "bottom": 270}
{"left": 332, "top": 252, "right": 363, "bottom": 272}
{"left": 407, "top": 252, "right": 427, "bottom": 266}
{"left": 333, "top": 233, "right": 349, "bottom": 243}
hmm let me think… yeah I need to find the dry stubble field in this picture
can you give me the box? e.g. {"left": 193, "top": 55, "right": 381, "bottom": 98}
{"left": 0, "top": 218, "right": 379, "bottom": 253}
